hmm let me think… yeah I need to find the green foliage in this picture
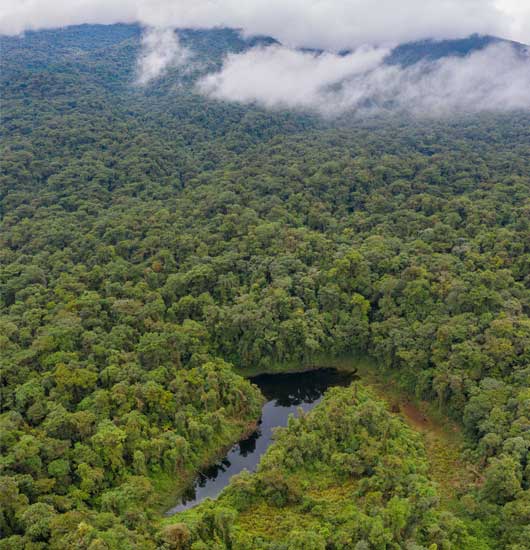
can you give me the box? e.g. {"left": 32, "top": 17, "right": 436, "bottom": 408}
{"left": 2, "top": 23, "right": 530, "bottom": 549}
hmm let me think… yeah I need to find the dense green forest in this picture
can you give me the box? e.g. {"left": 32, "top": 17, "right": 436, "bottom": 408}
{"left": 1, "top": 25, "right": 530, "bottom": 549}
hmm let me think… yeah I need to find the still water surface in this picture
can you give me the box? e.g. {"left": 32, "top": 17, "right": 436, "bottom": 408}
{"left": 166, "top": 368, "right": 355, "bottom": 514}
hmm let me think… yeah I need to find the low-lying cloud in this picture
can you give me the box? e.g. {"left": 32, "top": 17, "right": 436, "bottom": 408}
{"left": 199, "top": 45, "right": 390, "bottom": 110}
{"left": 136, "top": 27, "right": 188, "bottom": 85}
{"left": 198, "top": 43, "right": 530, "bottom": 116}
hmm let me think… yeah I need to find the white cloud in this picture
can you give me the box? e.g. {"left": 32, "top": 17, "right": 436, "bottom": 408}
{"left": 138, "top": 0, "right": 508, "bottom": 50}
{"left": 387, "top": 44, "right": 530, "bottom": 115}
{"left": 495, "top": 0, "right": 530, "bottom": 44}
{"left": 1, "top": 0, "right": 529, "bottom": 47}
{"left": 199, "top": 45, "right": 389, "bottom": 110}
{"left": 198, "top": 43, "right": 530, "bottom": 116}
{"left": 0, "top": 0, "right": 136, "bottom": 35}
{"left": 135, "top": 27, "right": 188, "bottom": 85}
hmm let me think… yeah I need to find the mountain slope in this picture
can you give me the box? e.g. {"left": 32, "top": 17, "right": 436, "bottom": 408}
{"left": 385, "top": 33, "right": 529, "bottom": 66}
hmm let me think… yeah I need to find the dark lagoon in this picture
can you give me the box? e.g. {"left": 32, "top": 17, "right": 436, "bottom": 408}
{"left": 166, "top": 368, "right": 356, "bottom": 514}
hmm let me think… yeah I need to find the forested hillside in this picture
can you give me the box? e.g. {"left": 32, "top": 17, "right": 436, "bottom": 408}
{"left": 1, "top": 25, "right": 530, "bottom": 549}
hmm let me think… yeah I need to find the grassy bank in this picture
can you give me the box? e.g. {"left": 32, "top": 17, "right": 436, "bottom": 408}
{"left": 238, "top": 355, "right": 484, "bottom": 510}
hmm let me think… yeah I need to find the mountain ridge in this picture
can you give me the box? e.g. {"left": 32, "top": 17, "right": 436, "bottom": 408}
{"left": 385, "top": 33, "right": 529, "bottom": 66}
{"left": 2, "top": 24, "right": 528, "bottom": 67}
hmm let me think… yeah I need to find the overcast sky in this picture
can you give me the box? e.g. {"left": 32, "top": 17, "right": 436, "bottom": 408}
{"left": 1, "top": 0, "right": 530, "bottom": 47}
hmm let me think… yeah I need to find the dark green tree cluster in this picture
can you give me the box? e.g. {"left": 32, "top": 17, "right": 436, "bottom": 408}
{"left": 0, "top": 350, "right": 262, "bottom": 548}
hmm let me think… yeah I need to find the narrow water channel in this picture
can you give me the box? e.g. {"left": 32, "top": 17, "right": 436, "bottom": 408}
{"left": 166, "top": 368, "right": 356, "bottom": 514}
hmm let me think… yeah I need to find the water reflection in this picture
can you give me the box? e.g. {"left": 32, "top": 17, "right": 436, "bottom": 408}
{"left": 166, "top": 368, "right": 356, "bottom": 514}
